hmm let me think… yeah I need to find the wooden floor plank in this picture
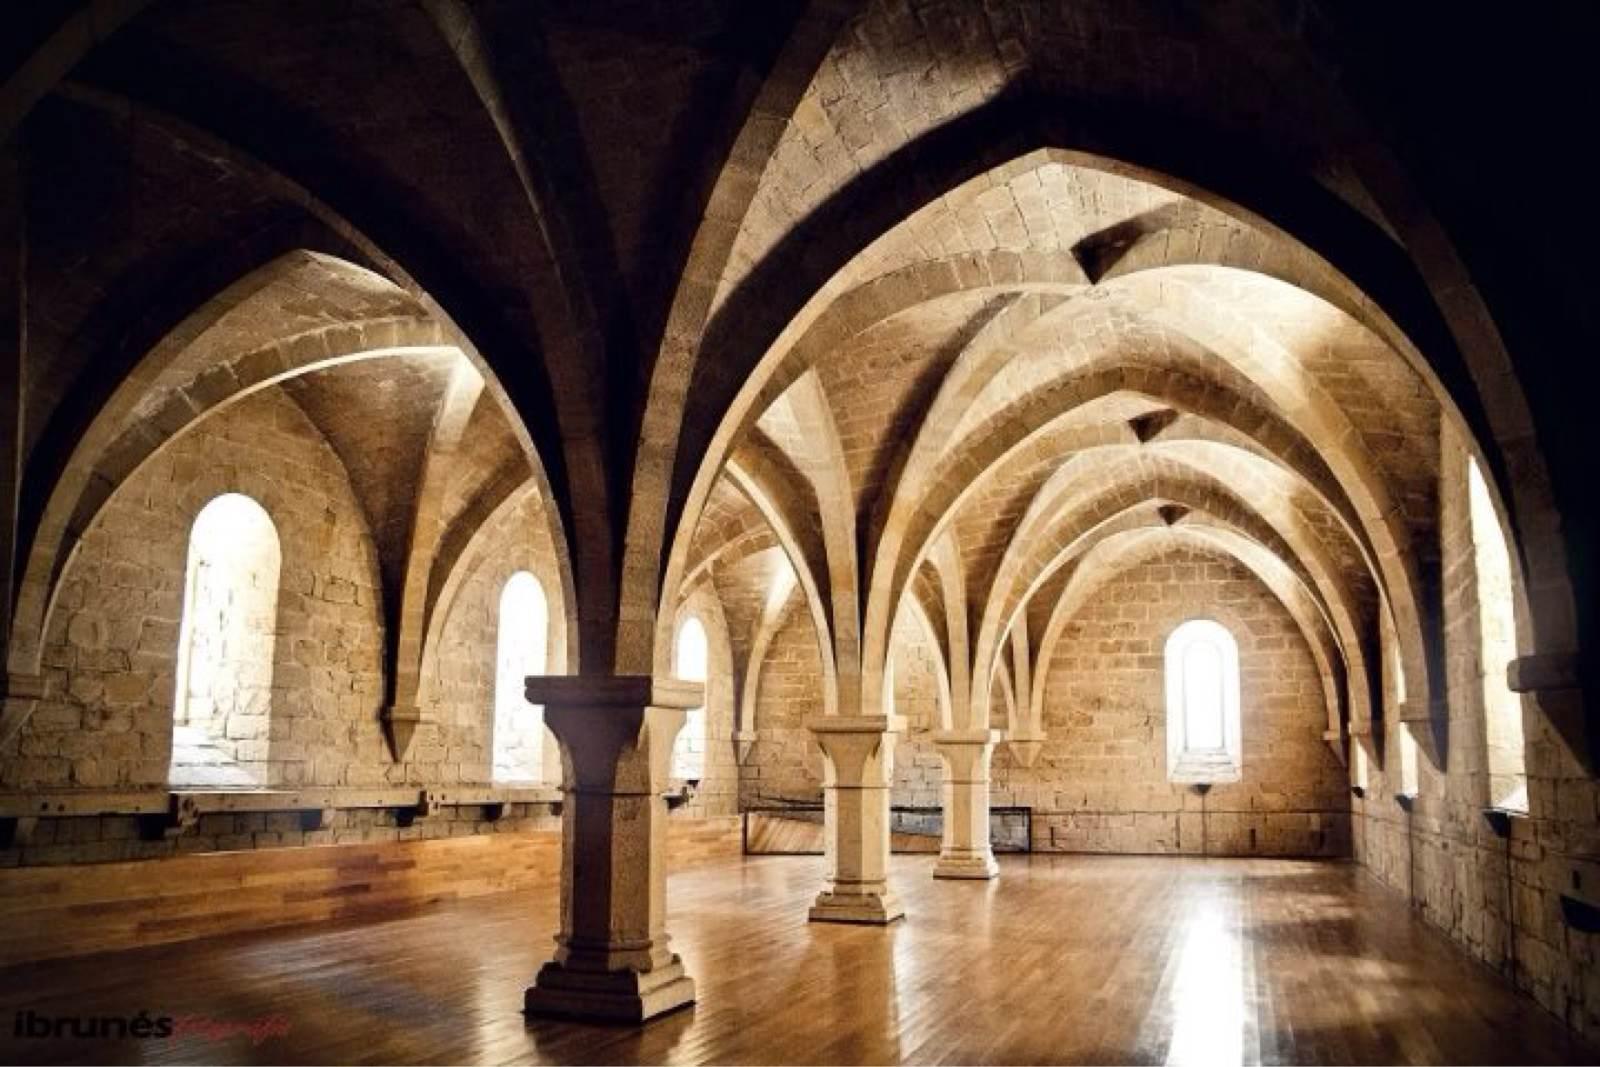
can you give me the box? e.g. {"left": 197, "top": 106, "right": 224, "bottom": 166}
{"left": 0, "top": 853, "right": 1593, "bottom": 1065}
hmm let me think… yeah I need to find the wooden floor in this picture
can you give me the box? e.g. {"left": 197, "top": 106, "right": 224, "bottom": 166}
{"left": 1, "top": 853, "right": 1592, "bottom": 1065}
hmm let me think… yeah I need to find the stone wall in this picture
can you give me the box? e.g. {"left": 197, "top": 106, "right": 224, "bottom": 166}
{"left": 169, "top": 493, "right": 282, "bottom": 786}
{"left": 737, "top": 546, "right": 1350, "bottom": 857}
{"left": 669, "top": 587, "right": 740, "bottom": 818}
{"left": 1, "top": 389, "right": 387, "bottom": 791}
{"left": 425, "top": 490, "right": 564, "bottom": 787}
{"left": 992, "top": 548, "right": 1350, "bottom": 856}
{"left": 739, "top": 608, "right": 825, "bottom": 806}
{"left": 1352, "top": 422, "right": 1600, "bottom": 1040}
{"left": 0, "top": 375, "right": 748, "bottom": 871}
{"left": 0, "top": 387, "right": 577, "bottom": 860}
{"left": 891, "top": 609, "right": 947, "bottom": 809}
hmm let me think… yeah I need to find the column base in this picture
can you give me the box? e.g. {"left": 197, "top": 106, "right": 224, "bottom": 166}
{"left": 933, "top": 851, "right": 999, "bottom": 880}
{"left": 523, "top": 957, "right": 696, "bottom": 1024}
{"left": 809, "top": 889, "right": 905, "bottom": 924}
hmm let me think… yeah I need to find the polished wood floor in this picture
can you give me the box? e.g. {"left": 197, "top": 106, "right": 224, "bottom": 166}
{"left": 1, "top": 853, "right": 1592, "bottom": 1065}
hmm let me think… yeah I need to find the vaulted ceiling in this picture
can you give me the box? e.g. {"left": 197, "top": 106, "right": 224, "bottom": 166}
{"left": 4, "top": 0, "right": 1595, "bottom": 739}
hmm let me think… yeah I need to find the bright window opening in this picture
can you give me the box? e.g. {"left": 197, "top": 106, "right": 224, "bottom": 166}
{"left": 170, "top": 493, "right": 280, "bottom": 788}
{"left": 672, "top": 616, "right": 708, "bottom": 782}
{"left": 1387, "top": 616, "right": 1406, "bottom": 705}
{"left": 1397, "top": 723, "right": 1420, "bottom": 798}
{"left": 1165, "top": 618, "right": 1242, "bottom": 783}
{"left": 1469, "top": 458, "right": 1527, "bottom": 812}
{"left": 493, "top": 571, "right": 548, "bottom": 783}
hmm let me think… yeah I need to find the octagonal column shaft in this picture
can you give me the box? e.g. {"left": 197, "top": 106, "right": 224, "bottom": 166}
{"left": 933, "top": 729, "right": 1000, "bottom": 879}
{"left": 522, "top": 676, "right": 701, "bottom": 1023}
{"left": 807, "top": 715, "right": 906, "bottom": 924}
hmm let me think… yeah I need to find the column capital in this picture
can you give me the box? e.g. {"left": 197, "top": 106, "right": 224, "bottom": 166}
{"left": 806, "top": 716, "right": 903, "bottom": 790}
{"left": 0, "top": 671, "right": 44, "bottom": 747}
{"left": 379, "top": 704, "right": 428, "bottom": 762}
{"left": 1507, "top": 650, "right": 1579, "bottom": 692}
{"left": 1002, "top": 729, "right": 1045, "bottom": 768}
{"left": 805, "top": 714, "right": 907, "bottom": 735}
{"left": 931, "top": 728, "right": 999, "bottom": 747}
{"left": 0, "top": 672, "right": 44, "bottom": 701}
{"left": 524, "top": 674, "right": 703, "bottom": 711}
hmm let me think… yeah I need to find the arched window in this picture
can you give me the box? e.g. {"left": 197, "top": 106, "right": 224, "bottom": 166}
{"left": 170, "top": 493, "right": 280, "bottom": 787}
{"left": 1468, "top": 458, "right": 1527, "bottom": 811}
{"left": 493, "top": 571, "right": 548, "bottom": 783}
{"left": 1164, "top": 618, "right": 1242, "bottom": 783}
{"left": 672, "top": 616, "right": 709, "bottom": 782}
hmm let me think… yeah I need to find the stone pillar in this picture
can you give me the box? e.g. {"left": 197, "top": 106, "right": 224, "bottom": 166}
{"left": 807, "top": 715, "right": 905, "bottom": 924}
{"left": 933, "top": 729, "right": 1000, "bottom": 879}
{"left": 522, "top": 676, "right": 701, "bottom": 1023}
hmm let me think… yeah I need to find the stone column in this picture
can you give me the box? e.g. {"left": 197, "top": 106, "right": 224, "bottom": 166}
{"left": 933, "top": 729, "right": 1000, "bottom": 879}
{"left": 522, "top": 676, "right": 701, "bottom": 1023}
{"left": 807, "top": 715, "right": 905, "bottom": 924}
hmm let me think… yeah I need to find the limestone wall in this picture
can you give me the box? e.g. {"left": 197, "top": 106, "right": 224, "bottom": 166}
{"left": 891, "top": 609, "right": 948, "bottom": 809}
{"left": 0, "top": 385, "right": 584, "bottom": 868}
{"left": 1352, "top": 422, "right": 1600, "bottom": 1039}
{"left": 994, "top": 548, "right": 1349, "bottom": 856}
{"left": 1, "top": 389, "right": 387, "bottom": 791}
{"left": 739, "top": 608, "right": 826, "bottom": 806}
{"left": 425, "top": 491, "right": 564, "bottom": 787}
{"left": 668, "top": 588, "right": 740, "bottom": 818}
{"left": 737, "top": 546, "right": 1350, "bottom": 857}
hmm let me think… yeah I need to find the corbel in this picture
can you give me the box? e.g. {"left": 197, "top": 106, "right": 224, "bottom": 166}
{"left": 0, "top": 672, "right": 45, "bottom": 746}
{"left": 379, "top": 704, "right": 427, "bottom": 762}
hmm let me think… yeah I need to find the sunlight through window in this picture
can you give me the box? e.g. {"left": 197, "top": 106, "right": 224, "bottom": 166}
{"left": 672, "top": 616, "right": 709, "bottom": 781}
{"left": 170, "top": 493, "right": 280, "bottom": 788}
{"left": 493, "top": 571, "right": 548, "bottom": 783}
{"left": 1468, "top": 457, "right": 1527, "bottom": 812}
{"left": 1165, "top": 618, "right": 1242, "bottom": 783}
{"left": 1163, "top": 899, "right": 1246, "bottom": 1066}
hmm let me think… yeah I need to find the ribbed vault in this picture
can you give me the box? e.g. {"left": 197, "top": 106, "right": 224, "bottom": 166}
{"left": 672, "top": 149, "right": 1457, "bottom": 779}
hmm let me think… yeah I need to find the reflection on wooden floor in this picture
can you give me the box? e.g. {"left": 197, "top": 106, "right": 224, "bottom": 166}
{"left": 1, "top": 853, "right": 1593, "bottom": 1065}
